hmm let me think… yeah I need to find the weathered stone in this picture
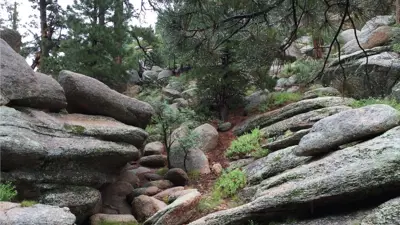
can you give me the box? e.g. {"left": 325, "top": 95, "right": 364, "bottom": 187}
{"left": 143, "top": 180, "right": 174, "bottom": 190}
{"left": 162, "top": 88, "right": 182, "bottom": 99}
{"left": 11, "top": 72, "right": 67, "bottom": 111}
{"left": 0, "top": 38, "right": 40, "bottom": 106}
{"left": 143, "top": 71, "right": 159, "bottom": 80}
{"left": 151, "top": 66, "right": 163, "bottom": 72}
{"left": 295, "top": 104, "right": 400, "bottom": 156}
{"left": 234, "top": 97, "right": 355, "bottom": 136}
{"left": 339, "top": 28, "right": 361, "bottom": 44}
{"left": 303, "top": 87, "right": 341, "bottom": 99}
{"left": 90, "top": 214, "right": 138, "bottom": 225}
{"left": 244, "top": 146, "right": 311, "bottom": 185}
{"left": 144, "top": 173, "right": 164, "bottom": 181}
{"left": 166, "top": 189, "right": 198, "bottom": 203}
{"left": 189, "top": 127, "right": 400, "bottom": 225}
{"left": 164, "top": 168, "right": 189, "bottom": 186}
{"left": 0, "top": 202, "right": 76, "bottom": 225}
{"left": 211, "top": 163, "right": 223, "bottom": 175}
{"left": 323, "top": 51, "right": 400, "bottom": 99}
{"left": 139, "top": 155, "right": 167, "bottom": 168}
{"left": 132, "top": 195, "right": 167, "bottom": 222}
{"left": 244, "top": 90, "right": 269, "bottom": 113}
{"left": 158, "top": 70, "right": 173, "bottom": 80}
{"left": 127, "top": 69, "right": 142, "bottom": 84}
{"left": 0, "top": 106, "right": 140, "bottom": 189}
{"left": 218, "top": 122, "right": 232, "bottom": 132}
{"left": 261, "top": 106, "right": 351, "bottom": 138}
{"left": 153, "top": 187, "right": 185, "bottom": 201}
{"left": 58, "top": 70, "right": 154, "bottom": 128}
{"left": 263, "top": 129, "right": 310, "bottom": 151}
{"left": 143, "top": 141, "right": 164, "bottom": 156}
{"left": 169, "top": 126, "right": 211, "bottom": 174}
{"left": 53, "top": 113, "right": 148, "bottom": 148}
{"left": 117, "top": 171, "right": 140, "bottom": 188}
{"left": 361, "top": 197, "right": 400, "bottom": 225}
{"left": 193, "top": 123, "right": 219, "bottom": 152}
{"left": 173, "top": 98, "right": 189, "bottom": 108}
{"left": 128, "top": 187, "right": 162, "bottom": 203}
{"left": 101, "top": 181, "right": 133, "bottom": 215}
{"left": 39, "top": 186, "right": 101, "bottom": 224}
{"left": 144, "top": 190, "right": 202, "bottom": 225}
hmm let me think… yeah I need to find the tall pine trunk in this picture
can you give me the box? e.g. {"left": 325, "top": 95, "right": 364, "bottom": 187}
{"left": 396, "top": 0, "right": 400, "bottom": 24}
{"left": 113, "top": 0, "right": 124, "bottom": 65}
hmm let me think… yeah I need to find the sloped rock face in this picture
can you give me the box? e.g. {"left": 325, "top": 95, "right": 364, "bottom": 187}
{"left": 144, "top": 190, "right": 202, "bottom": 225}
{"left": 0, "top": 202, "right": 76, "bottom": 225}
{"left": 260, "top": 106, "right": 352, "bottom": 138}
{"left": 295, "top": 104, "right": 400, "bottom": 156}
{"left": 190, "top": 126, "right": 400, "bottom": 225}
{"left": 59, "top": 70, "right": 154, "bottom": 128}
{"left": 193, "top": 123, "right": 219, "bottom": 152}
{"left": 244, "top": 146, "right": 311, "bottom": 185}
{"left": 234, "top": 97, "right": 354, "bottom": 136}
{"left": 0, "top": 106, "right": 142, "bottom": 223}
{"left": 361, "top": 197, "right": 400, "bottom": 225}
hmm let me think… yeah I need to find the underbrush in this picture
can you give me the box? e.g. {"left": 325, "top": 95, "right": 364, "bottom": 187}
{"left": 198, "top": 168, "right": 246, "bottom": 212}
{"left": 280, "top": 59, "right": 323, "bottom": 83}
{"left": 258, "top": 92, "right": 302, "bottom": 112}
{"left": 225, "top": 129, "right": 269, "bottom": 159}
{"left": 351, "top": 98, "right": 400, "bottom": 111}
{"left": 0, "top": 182, "right": 17, "bottom": 201}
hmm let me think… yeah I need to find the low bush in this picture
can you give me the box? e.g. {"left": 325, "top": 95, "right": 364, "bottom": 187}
{"left": 213, "top": 168, "right": 247, "bottom": 198}
{"left": 226, "top": 129, "right": 267, "bottom": 159}
{"left": 270, "top": 92, "right": 302, "bottom": 106}
{"left": 351, "top": 98, "right": 400, "bottom": 111}
{"left": 281, "top": 59, "right": 323, "bottom": 83}
{"left": 0, "top": 182, "right": 17, "bottom": 201}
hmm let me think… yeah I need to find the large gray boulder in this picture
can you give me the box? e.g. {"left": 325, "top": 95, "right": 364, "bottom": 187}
{"left": 193, "top": 123, "right": 219, "bottom": 152}
{"left": 339, "top": 28, "right": 361, "bottom": 44}
{"left": 169, "top": 126, "right": 211, "bottom": 174}
{"left": 0, "top": 202, "right": 76, "bottom": 225}
{"left": 244, "top": 146, "right": 311, "bottom": 185}
{"left": 143, "top": 141, "right": 164, "bottom": 156}
{"left": 295, "top": 104, "right": 400, "bottom": 156}
{"left": 233, "top": 97, "right": 354, "bottom": 136}
{"left": 144, "top": 190, "right": 201, "bottom": 225}
{"left": 143, "top": 70, "right": 159, "bottom": 81}
{"left": 0, "top": 28, "right": 21, "bottom": 53}
{"left": 158, "top": 70, "right": 173, "bottom": 80}
{"left": 0, "top": 106, "right": 140, "bottom": 219}
{"left": 127, "top": 69, "right": 142, "bottom": 84}
{"left": 244, "top": 90, "right": 269, "bottom": 113}
{"left": 58, "top": 70, "right": 154, "bottom": 128}
{"left": 39, "top": 186, "right": 101, "bottom": 224}
{"left": 189, "top": 126, "right": 400, "bottom": 225}
{"left": 0, "top": 38, "right": 40, "bottom": 106}
{"left": 322, "top": 51, "right": 400, "bottom": 99}
{"left": 260, "top": 106, "right": 352, "bottom": 138}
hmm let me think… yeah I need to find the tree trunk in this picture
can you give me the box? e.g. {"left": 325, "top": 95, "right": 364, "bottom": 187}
{"left": 12, "top": 2, "right": 18, "bottom": 30}
{"left": 396, "top": 0, "right": 400, "bottom": 24}
{"left": 113, "top": 0, "right": 124, "bottom": 64}
{"left": 313, "top": 37, "right": 323, "bottom": 59}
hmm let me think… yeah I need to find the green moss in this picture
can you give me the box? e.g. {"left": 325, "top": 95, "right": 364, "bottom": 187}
{"left": 64, "top": 124, "right": 86, "bottom": 135}
{"left": 20, "top": 200, "right": 38, "bottom": 207}
{"left": 0, "top": 182, "right": 17, "bottom": 201}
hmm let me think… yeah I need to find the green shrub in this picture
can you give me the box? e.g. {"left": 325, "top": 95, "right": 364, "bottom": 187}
{"left": 393, "top": 43, "right": 400, "bottom": 53}
{"left": 351, "top": 98, "right": 400, "bottom": 111}
{"left": 281, "top": 59, "right": 323, "bottom": 83}
{"left": 213, "top": 168, "right": 247, "bottom": 198}
{"left": 0, "top": 182, "right": 17, "bottom": 201}
{"left": 226, "top": 128, "right": 266, "bottom": 159}
{"left": 197, "top": 193, "right": 223, "bottom": 212}
{"left": 20, "top": 200, "right": 38, "bottom": 207}
{"left": 270, "top": 92, "right": 302, "bottom": 106}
